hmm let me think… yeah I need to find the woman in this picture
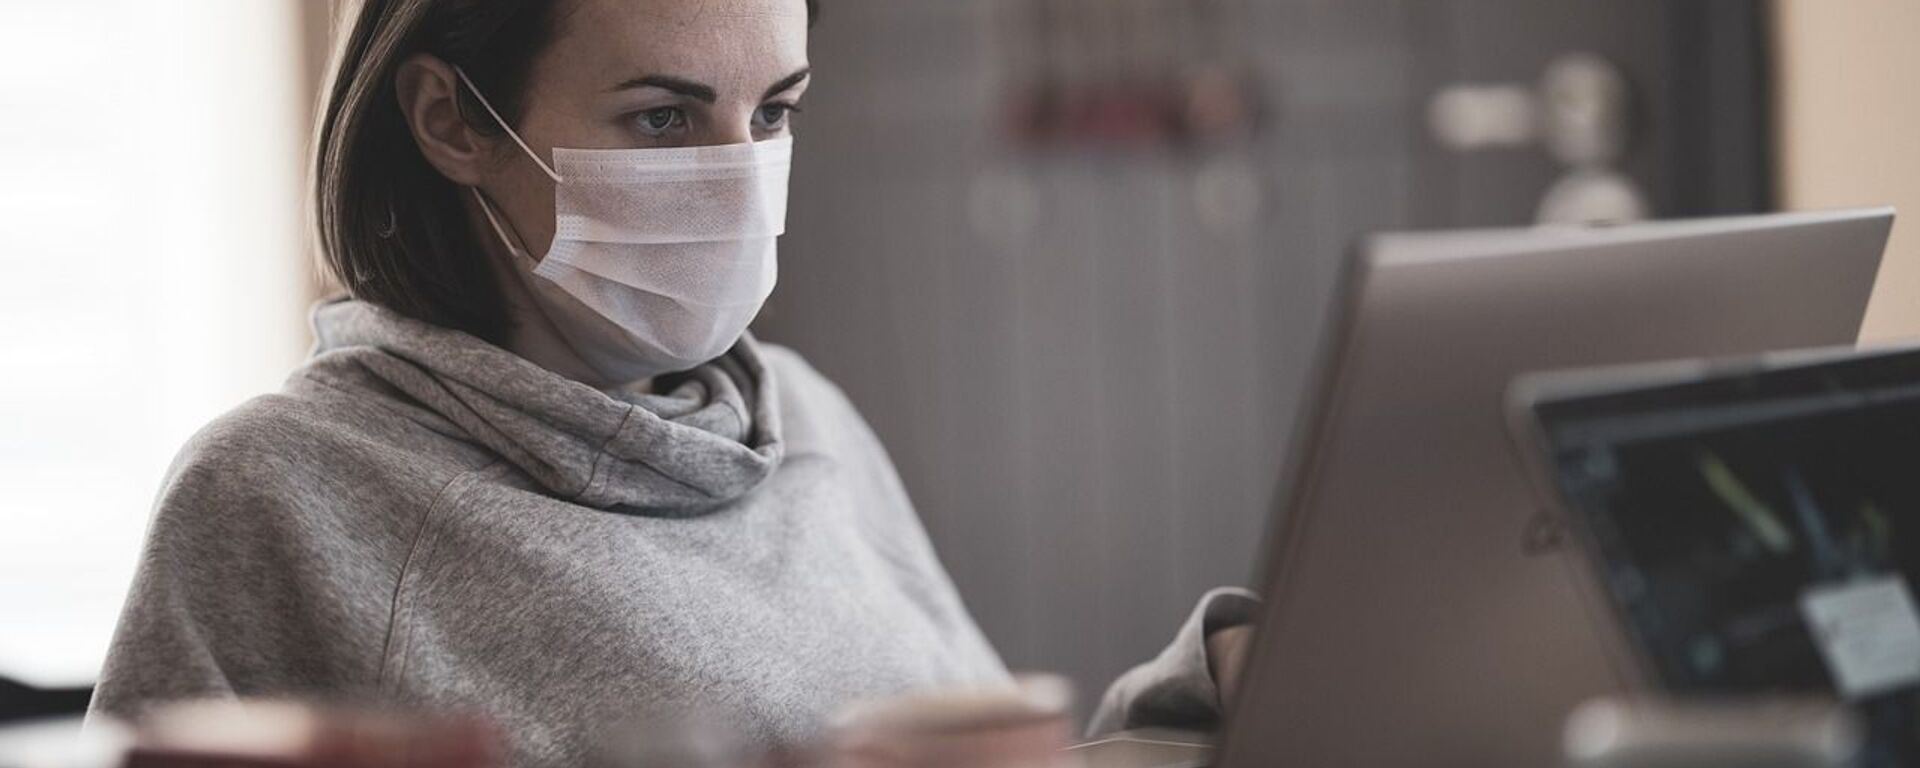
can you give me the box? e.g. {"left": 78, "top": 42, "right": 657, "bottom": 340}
{"left": 90, "top": 0, "right": 1256, "bottom": 763}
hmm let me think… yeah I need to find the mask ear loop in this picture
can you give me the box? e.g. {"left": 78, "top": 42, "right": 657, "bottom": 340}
{"left": 453, "top": 65, "right": 560, "bottom": 270}
{"left": 453, "top": 65, "right": 562, "bottom": 183}
{"left": 471, "top": 188, "right": 538, "bottom": 268}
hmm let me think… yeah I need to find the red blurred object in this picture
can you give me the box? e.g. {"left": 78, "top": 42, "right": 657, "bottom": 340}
{"left": 1004, "top": 71, "right": 1260, "bottom": 152}
{"left": 120, "top": 701, "right": 503, "bottom": 768}
{"left": 997, "top": 0, "right": 1263, "bottom": 152}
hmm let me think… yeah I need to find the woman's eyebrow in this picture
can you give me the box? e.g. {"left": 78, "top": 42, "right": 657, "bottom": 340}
{"left": 762, "top": 68, "right": 812, "bottom": 101}
{"left": 610, "top": 74, "right": 718, "bottom": 104}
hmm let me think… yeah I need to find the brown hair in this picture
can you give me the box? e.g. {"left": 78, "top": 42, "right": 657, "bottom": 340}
{"left": 312, "top": 0, "right": 819, "bottom": 343}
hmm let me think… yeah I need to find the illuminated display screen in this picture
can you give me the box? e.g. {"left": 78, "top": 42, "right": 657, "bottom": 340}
{"left": 1537, "top": 350, "right": 1920, "bottom": 767}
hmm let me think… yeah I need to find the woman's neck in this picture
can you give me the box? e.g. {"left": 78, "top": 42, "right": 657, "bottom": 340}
{"left": 496, "top": 265, "right": 619, "bottom": 389}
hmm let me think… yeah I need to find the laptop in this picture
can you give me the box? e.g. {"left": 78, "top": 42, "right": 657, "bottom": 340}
{"left": 1509, "top": 343, "right": 1920, "bottom": 768}
{"left": 1208, "top": 208, "right": 1893, "bottom": 768}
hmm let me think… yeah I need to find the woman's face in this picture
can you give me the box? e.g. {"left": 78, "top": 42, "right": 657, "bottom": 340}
{"left": 481, "top": 0, "right": 811, "bottom": 258}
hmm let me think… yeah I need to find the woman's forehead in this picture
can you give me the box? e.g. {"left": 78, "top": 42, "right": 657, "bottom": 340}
{"left": 547, "top": 0, "right": 809, "bottom": 89}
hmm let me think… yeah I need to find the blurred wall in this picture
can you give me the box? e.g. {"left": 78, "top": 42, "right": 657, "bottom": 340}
{"left": 1775, "top": 0, "right": 1920, "bottom": 343}
{"left": 760, "top": 0, "right": 1402, "bottom": 700}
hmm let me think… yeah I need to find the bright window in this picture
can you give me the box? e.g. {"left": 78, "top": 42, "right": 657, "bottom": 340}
{"left": 0, "top": 0, "right": 313, "bottom": 688}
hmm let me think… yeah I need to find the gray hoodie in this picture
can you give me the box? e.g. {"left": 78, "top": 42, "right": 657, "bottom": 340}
{"left": 91, "top": 299, "right": 1253, "bottom": 765}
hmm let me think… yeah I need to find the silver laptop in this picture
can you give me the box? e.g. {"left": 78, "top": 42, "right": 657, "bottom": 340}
{"left": 1212, "top": 209, "right": 1893, "bottom": 768}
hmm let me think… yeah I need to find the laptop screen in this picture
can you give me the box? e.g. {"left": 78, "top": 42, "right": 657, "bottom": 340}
{"left": 1533, "top": 348, "right": 1920, "bottom": 765}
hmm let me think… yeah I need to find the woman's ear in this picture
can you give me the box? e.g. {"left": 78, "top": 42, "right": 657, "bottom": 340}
{"left": 394, "top": 53, "right": 490, "bottom": 186}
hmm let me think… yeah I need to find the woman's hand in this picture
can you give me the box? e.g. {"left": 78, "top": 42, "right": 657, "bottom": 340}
{"left": 1205, "top": 624, "right": 1256, "bottom": 708}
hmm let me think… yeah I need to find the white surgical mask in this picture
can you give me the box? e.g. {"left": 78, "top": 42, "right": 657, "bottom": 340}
{"left": 455, "top": 67, "right": 790, "bottom": 384}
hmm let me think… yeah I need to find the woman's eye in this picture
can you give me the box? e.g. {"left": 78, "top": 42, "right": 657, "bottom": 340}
{"left": 754, "top": 104, "right": 799, "bottom": 132}
{"left": 633, "top": 107, "right": 687, "bottom": 137}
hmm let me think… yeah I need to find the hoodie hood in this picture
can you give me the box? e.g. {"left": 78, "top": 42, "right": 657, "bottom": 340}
{"left": 305, "top": 298, "right": 783, "bottom": 515}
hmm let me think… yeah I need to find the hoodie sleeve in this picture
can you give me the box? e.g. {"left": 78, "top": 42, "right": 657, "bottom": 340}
{"left": 763, "top": 344, "right": 1261, "bottom": 729}
{"left": 1084, "top": 587, "right": 1261, "bottom": 736}
{"left": 89, "top": 458, "right": 239, "bottom": 723}
{"left": 89, "top": 398, "right": 406, "bottom": 724}
{"left": 759, "top": 344, "right": 1011, "bottom": 681}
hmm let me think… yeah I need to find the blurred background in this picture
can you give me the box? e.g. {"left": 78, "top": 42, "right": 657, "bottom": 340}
{"left": 2, "top": 0, "right": 1918, "bottom": 726}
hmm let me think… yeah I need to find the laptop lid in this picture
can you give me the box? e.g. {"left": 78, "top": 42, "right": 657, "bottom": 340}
{"left": 1219, "top": 209, "right": 1894, "bottom": 768}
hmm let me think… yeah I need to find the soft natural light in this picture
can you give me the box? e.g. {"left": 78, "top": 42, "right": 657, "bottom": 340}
{"left": 0, "top": 1, "right": 311, "bottom": 688}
